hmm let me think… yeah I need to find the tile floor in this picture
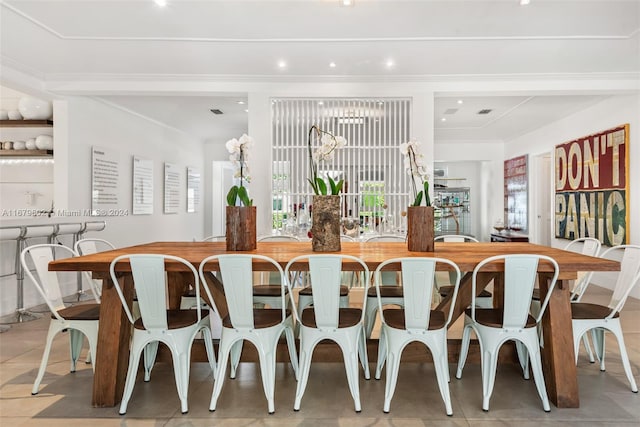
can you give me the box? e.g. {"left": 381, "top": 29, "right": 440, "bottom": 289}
{"left": 1, "top": 285, "right": 638, "bottom": 427}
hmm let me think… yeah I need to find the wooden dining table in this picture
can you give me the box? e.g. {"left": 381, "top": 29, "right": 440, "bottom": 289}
{"left": 49, "top": 240, "right": 620, "bottom": 409}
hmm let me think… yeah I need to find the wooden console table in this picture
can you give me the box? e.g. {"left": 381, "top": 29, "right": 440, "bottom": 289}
{"left": 490, "top": 231, "right": 529, "bottom": 242}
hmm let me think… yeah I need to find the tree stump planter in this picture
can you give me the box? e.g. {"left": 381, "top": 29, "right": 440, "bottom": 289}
{"left": 407, "top": 206, "right": 435, "bottom": 252}
{"left": 226, "top": 206, "right": 257, "bottom": 251}
{"left": 311, "top": 195, "right": 341, "bottom": 252}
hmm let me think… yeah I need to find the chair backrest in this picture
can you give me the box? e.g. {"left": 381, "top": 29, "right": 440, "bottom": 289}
{"left": 199, "top": 254, "right": 289, "bottom": 329}
{"left": 435, "top": 234, "right": 479, "bottom": 243}
{"left": 563, "top": 237, "right": 601, "bottom": 299}
{"left": 375, "top": 257, "right": 461, "bottom": 331}
{"left": 201, "top": 235, "right": 226, "bottom": 242}
{"left": 598, "top": 245, "right": 640, "bottom": 315}
{"left": 74, "top": 238, "right": 116, "bottom": 256}
{"left": 110, "top": 254, "right": 204, "bottom": 328}
{"left": 285, "top": 254, "right": 369, "bottom": 329}
{"left": 365, "top": 235, "right": 405, "bottom": 243}
{"left": 21, "top": 244, "right": 84, "bottom": 320}
{"left": 257, "top": 235, "right": 300, "bottom": 242}
{"left": 340, "top": 235, "right": 356, "bottom": 242}
{"left": 471, "top": 254, "right": 559, "bottom": 327}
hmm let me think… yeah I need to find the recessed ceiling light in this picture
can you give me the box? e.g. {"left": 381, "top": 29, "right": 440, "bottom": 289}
{"left": 520, "top": 0, "right": 530, "bottom": 5}
{"left": 318, "top": 101, "right": 324, "bottom": 106}
{"left": 378, "top": 101, "right": 384, "bottom": 105}
{"left": 244, "top": 109, "right": 249, "bottom": 113}
{"left": 277, "top": 60, "right": 287, "bottom": 69}
{"left": 457, "top": 100, "right": 464, "bottom": 104}
{"left": 154, "top": 0, "right": 167, "bottom": 7}
{"left": 441, "top": 117, "right": 447, "bottom": 122}
{"left": 341, "top": 0, "right": 354, "bottom": 6}
{"left": 385, "top": 59, "right": 395, "bottom": 68}
{"left": 237, "top": 101, "right": 245, "bottom": 105}
{"left": 329, "top": 62, "right": 337, "bottom": 68}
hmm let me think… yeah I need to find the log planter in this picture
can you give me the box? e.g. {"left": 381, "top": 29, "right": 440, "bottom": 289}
{"left": 407, "top": 205, "right": 435, "bottom": 252}
{"left": 226, "top": 205, "right": 257, "bottom": 251}
{"left": 311, "top": 195, "right": 341, "bottom": 252}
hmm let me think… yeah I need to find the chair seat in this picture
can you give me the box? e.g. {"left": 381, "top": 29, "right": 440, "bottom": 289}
{"left": 382, "top": 308, "right": 446, "bottom": 330}
{"left": 299, "top": 285, "right": 349, "bottom": 296}
{"left": 571, "top": 302, "right": 619, "bottom": 320}
{"left": 134, "top": 309, "right": 206, "bottom": 330}
{"left": 222, "top": 309, "right": 291, "bottom": 329}
{"left": 367, "top": 286, "right": 404, "bottom": 298}
{"left": 440, "top": 285, "right": 492, "bottom": 298}
{"left": 465, "top": 308, "right": 537, "bottom": 328}
{"left": 300, "top": 307, "right": 361, "bottom": 328}
{"left": 252, "top": 285, "right": 289, "bottom": 297}
{"left": 55, "top": 303, "right": 101, "bottom": 321}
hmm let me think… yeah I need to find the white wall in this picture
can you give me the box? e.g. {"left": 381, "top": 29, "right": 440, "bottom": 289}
{"left": 505, "top": 94, "right": 639, "bottom": 298}
{"left": 0, "top": 96, "right": 206, "bottom": 317}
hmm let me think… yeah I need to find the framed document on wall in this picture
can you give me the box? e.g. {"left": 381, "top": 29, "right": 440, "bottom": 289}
{"left": 504, "top": 155, "right": 528, "bottom": 233}
{"left": 554, "top": 124, "right": 629, "bottom": 246}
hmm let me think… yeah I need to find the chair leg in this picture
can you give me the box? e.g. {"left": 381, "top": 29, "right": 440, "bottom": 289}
{"left": 431, "top": 339, "right": 453, "bottom": 416}
{"left": 515, "top": 340, "right": 530, "bottom": 380}
{"left": 143, "top": 341, "right": 159, "bottom": 382}
{"left": 610, "top": 324, "right": 639, "bottom": 392}
{"left": 68, "top": 329, "right": 84, "bottom": 373}
{"left": 375, "top": 327, "right": 387, "bottom": 380}
{"left": 339, "top": 335, "right": 362, "bottom": 412}
{"left": 522, "top": 336, "right": 551, "bottom": 412}
{"left": 583, "top": 333, "right": 596, "bottom": 363}
{"left": 364, "top": 300, "right": 378, "bottom": 338}
{"left": 32, "top": 322, "right": 59, "bottom": 395}
{"left": 256, "top": 334, "right": 278, "bottom": 414}
{"left": 169, "top": 343, "right": 191, "bottom": 414}
{"left": 456, "top": 323, "right": 472, "bottom": 379}
{"left": 358, "top": 326, "right": 370, "bottom": 380}
{"left": 119, "top": 338, "right": 145, "bottom": 415}
{"left": 229, "top": 340, "right": 243, "bottom": 379}
{"left": 283, "top": 323, "right": 299, "bottom": 380}
{"left": 480, "top": 345, "right": 499, "bottom": 412}
{"left": 293, "top": 331, "right": 317, "bottom": 411}
{"left": 201, "top": 326, "right": 217, "bottom": 377}
{"left": 591, "top": 328, "right": 606, "bottom": 371}
{"left": 382, "top": 334, "right": 402, "bottom": 413}
{"left": 210, "top": 336, "right": 233, "bottom": 411}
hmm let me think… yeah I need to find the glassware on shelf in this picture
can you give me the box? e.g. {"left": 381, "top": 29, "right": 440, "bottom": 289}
{"left": 493, "top": 218, "right": 505, "bottom": 233}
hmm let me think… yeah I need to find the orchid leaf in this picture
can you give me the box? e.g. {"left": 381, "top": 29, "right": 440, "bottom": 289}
{"left": 237, "top": 186, "right": 252, "bottom": 206}
{"left": 334, "top": 179, "right": 344, "bottom": 195}
{"left": 316, "top": 177, "right": 328, "bottom": 195}
{"left": 328, "top": 176, "right": 337, "bottom": 195}
{"left": 226, "top": 186, "right": 238, "bottom": 206}
{"left": 423, "top": 181, "right": 431, "bottom": 206}
{"left": 307, "top": 178, "right": 319, "bottom": 195}
{"left": 413, "top": 191, "right": 423, "bottom": 207}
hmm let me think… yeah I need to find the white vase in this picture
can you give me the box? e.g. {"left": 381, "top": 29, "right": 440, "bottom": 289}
{"left": 35, "top": 135, "right": 53, "bottom": 150}
{"left": 13, "top": 141, "right": 26, "bottom": 150}
{"left": 8, "top": 110, "right": 22, "bottom": 120}
{"left": 18, "top": 97, "right": 53, "bottom": 120}
{"left": 2, "top": 141, "right": 13, "bottom": 150}
{"left": 25, "top": 138, "right": 37, "bottom": 150}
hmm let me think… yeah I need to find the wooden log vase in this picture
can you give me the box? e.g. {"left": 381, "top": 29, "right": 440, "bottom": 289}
{"left": 226, "top": 205, "right": 257, "bottom": 251}
{"left": 407, "top": 205, "right": 435, "bottom": 252}
{"left": 311, "top": 195, "right": 341, "bottom": 252}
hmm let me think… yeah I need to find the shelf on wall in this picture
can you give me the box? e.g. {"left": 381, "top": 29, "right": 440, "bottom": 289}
{"left": 0, "top": 119, "right": 53, "bottom": 127}
{"left": 0, "top": 149, "right": 53, "bottom": 157}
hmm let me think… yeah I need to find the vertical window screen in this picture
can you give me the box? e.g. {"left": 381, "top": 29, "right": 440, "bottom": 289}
{"left": 271, "top": 98, "right": 412, "bottom": 235}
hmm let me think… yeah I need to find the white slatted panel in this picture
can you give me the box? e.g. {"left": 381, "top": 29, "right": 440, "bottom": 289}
{"left": 271, "top": 98, "right": 412, "bottom": 235}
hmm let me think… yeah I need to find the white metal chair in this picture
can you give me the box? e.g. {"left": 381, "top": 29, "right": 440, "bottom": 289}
{"left": 531, "top": 237, "right": 601, "bottom": 361}
{"left": 21, "top": 244, "right": 100, "bottom": 395}
{"left": 201, "top": 254, "right": 299, "bottom": 414}
{"left": 571, "top": 244, "right": 640, "bottom": 392}
{"left": 363, "top": 235, "right": 405, "bottom": 338}
{"left": 254, "top": 235, "right": 300, "bottom": 308}
{"left": 434, "top": 234, "right": 493, "bottom": 308}
{"left": 456, "top": 254, "right": 559, "bottom": 412}
{"left": 286, "top": 254, "right": 370, "bottom": 412}
{"left": 181, "top": 236, "right": 226, "bottom": 309}
{"left": 109, "top": 254, "right": 216, "bottom": 415}
{"left": 201, "top": 235, "right": 226, "bottom": 242}
{"left": 374, "top": 257, "right": 462, "bottom": 415}
{"left": 74, "top": 238, "right": 117, "bottom": 301}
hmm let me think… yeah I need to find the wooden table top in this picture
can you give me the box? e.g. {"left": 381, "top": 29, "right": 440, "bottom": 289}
{"left": 50, "top": 241, "right": 619, "bottom": 279}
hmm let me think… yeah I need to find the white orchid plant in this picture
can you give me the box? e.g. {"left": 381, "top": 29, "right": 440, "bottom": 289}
{"left": 307, "top": 125, "right": 347, "bottom": 195}
{"left": 400, "top": 139, "right": 431, "bottom": 207}
{"left": 225, "top": 134, "right": 253, "bottom": 206}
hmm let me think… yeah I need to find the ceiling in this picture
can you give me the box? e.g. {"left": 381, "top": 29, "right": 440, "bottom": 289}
{"left": 1, "top": 0, "right": 638, "bottom": 143}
